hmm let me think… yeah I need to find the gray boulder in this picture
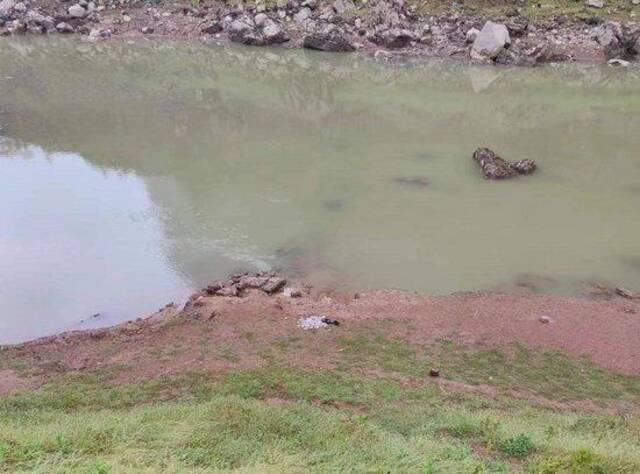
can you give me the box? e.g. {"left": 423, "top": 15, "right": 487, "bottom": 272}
{"left": 262, "top": 19, "right": 288, "bottom": 44}
{"left": 68, "top": 4, "right": 87, "bottom": 18}
{"left": 596, "top": 21, "right": 640, "bottom": 59}
{"left": 471, "top": 21, "right": 511, "bottom": 60}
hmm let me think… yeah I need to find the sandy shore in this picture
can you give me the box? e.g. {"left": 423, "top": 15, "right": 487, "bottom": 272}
{"left": 2, "top": 273, "right": 638, "bottom": 398}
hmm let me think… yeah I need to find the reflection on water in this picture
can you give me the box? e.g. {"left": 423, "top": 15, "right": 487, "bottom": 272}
{"left": 1, "top": 37, "right": 639, "bottom": 342}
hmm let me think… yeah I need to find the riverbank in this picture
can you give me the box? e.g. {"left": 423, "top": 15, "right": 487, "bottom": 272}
{"left": 1, "top": 0, "right": 640, "bottom": 65}
{"left": 1, "top": 275, "right": 639, "bottom": 471}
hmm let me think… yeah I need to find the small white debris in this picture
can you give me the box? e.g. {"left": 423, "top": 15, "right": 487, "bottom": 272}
{"left": 608, "top": 58, "right": 630, "bottom": 67}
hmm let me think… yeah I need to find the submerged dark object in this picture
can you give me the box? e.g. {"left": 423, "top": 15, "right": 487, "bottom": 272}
{"left": 472, "top": 148, "right": 536, "bottom": 179}
{"left": 395, "top": 177, "right": 430, "bottom": 187}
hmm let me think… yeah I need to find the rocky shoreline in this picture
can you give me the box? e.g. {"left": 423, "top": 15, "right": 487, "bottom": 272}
{"left": 0, "top": 0, "right": 639, "bottom": 65}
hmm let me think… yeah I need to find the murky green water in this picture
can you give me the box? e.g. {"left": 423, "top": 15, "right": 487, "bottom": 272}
{"left": 1, "top": 37, "right": 639, "bottom": 342}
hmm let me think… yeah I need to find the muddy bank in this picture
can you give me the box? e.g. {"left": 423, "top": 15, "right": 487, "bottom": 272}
{"left": 2, "top": 272, "right": 639, "bottom": 398}
{"left": 1, "top": 0, "right": 640, "bottom": 65}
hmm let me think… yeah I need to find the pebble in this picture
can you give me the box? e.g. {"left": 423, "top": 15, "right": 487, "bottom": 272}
{"left": 539, "top": 316, "right": 551, "bottom": 324}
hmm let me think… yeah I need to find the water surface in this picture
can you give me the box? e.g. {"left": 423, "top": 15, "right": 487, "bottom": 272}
{"left": 1, "top": 38, "right": 640, "bottom": 342}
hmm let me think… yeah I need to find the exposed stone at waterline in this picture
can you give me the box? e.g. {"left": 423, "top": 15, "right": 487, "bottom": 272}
{"left": 471, "top": 21, "right": 511, "bottom": 60}
{"left": 303, "top": 29, "right": 355, "bottom": 52}
{"left": 472, "top": 148, "right": 536, "bottom": 180}
{"left": 227, "top": 15, "right": 289, "bottom": 46}
{"left": 204, "top": 272, "right": 288, "bottom": 297}
{"left": 596, "top": 21, "right": 640, "bottom": 60}
{"left": 371, "top": 28, "right": 415, "bottom": 49}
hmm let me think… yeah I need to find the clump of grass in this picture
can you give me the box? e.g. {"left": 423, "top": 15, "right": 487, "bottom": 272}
{"left": 499, "top": 433, "right": 535, "bottom": 459}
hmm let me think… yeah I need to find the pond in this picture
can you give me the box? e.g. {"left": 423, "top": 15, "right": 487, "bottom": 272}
{"left": 1, "top": 37, "right": 639, "bottom": 343}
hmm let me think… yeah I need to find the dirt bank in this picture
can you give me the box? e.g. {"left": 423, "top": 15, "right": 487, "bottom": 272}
{"left": 2, "top": 273, "right": 639, "bottom": 399}
{"left": 1, "top": 0, "right": 640, "bottom": 65}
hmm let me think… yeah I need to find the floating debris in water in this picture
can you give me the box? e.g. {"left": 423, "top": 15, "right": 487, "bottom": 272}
{"left": 297, "top": 315, "right": 340, "bottom": 330}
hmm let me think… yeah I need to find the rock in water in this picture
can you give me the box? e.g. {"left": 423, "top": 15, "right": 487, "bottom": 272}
{"left": 471, "top": 21, "right": 510, "bottom": 60}
{"left": 472, "top": 148, "right": 536, "bottom": 179}
{"left": 510, "top": 159, "right": 537, "bottom": 175}
{"left": 303, "top": 31, "right": 355, "bottom": 52}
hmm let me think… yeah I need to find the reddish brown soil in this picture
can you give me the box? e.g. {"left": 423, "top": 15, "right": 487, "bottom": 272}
{"left": 2, "top": 281, "right": 638, "bottom": 396}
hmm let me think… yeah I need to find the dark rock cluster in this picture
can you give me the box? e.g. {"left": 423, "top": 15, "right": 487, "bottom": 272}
{"left": 472, "top": 148, "right": 536, "bottom": 180}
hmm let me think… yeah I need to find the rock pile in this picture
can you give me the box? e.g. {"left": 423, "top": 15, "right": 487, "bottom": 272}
{"left": 205, "top": 272, "right": 288, "bottom": 297}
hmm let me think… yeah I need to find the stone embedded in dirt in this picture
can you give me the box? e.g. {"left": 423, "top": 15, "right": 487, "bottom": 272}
{"left": 261, "top": 276, "right": 287, "bottom": 294}
{"left": 283, "top": 287, "right": 302, "bottom": 298}
{"left": 429, "top": 368, "right": 440, "bottom": 377}
{"left": 216, "top": 285, "right": 240, "bottom": 297}
{"left": 471, "top": 21, "right": 511, "bottom": 60}
{"left": 68, "top": 4, "right": 87, "bottom": 18}
{"left": 472, "top": 148, "right": 537, "bottom": 180}
{"left": 539, "top": 316, "right": 551, "bottom": 324}
{"left": 303, "top": 30, "right": 355, "bottom": 52}
{"left": 616, "top": 287, "right": 636, "bottom": 299}
{"left": 201, "top": 22, "right": 223, "bottom": 35}
{"left": 238, "top": 274, "right": 271, "bottom": 289}
{"left": 372, "top": 29, "right": 416, "bottom": 49}
{"left": 586, "top": 0, "right": 604, "bottom": 8}
{"left": 55, "top": 22, "right": 74, "bottom": 34}
{"left": 141, "top": 26, "right": 154, "bottom": 34}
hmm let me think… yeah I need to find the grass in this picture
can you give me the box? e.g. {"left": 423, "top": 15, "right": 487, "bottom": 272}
{"left": 1, "top": 328, "right": 640, "bottom": 472}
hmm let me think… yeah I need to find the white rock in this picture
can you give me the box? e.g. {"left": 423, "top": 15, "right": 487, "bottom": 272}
{"left": 586, "top": 0, "right": 604, "bottom": 8}
{"left": 471, "top": 21, "right": 511, "bottom": 60}
{"left": 293, "top": 7, "right": 311, "bottom": 25}
{"left": 254, "top": 13, "right": 268, "bottom": 27}
{"left": 465, "top": 27, "right": 479, "bottom": 44}
{"left": 0, "top": 0, "right": 16, "bottom": 15}
{"left": 68, "top": 4, "right": 87, "bottom": 18}
{"left": 608, "top": 58, "right": 630, "bottom": 67}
